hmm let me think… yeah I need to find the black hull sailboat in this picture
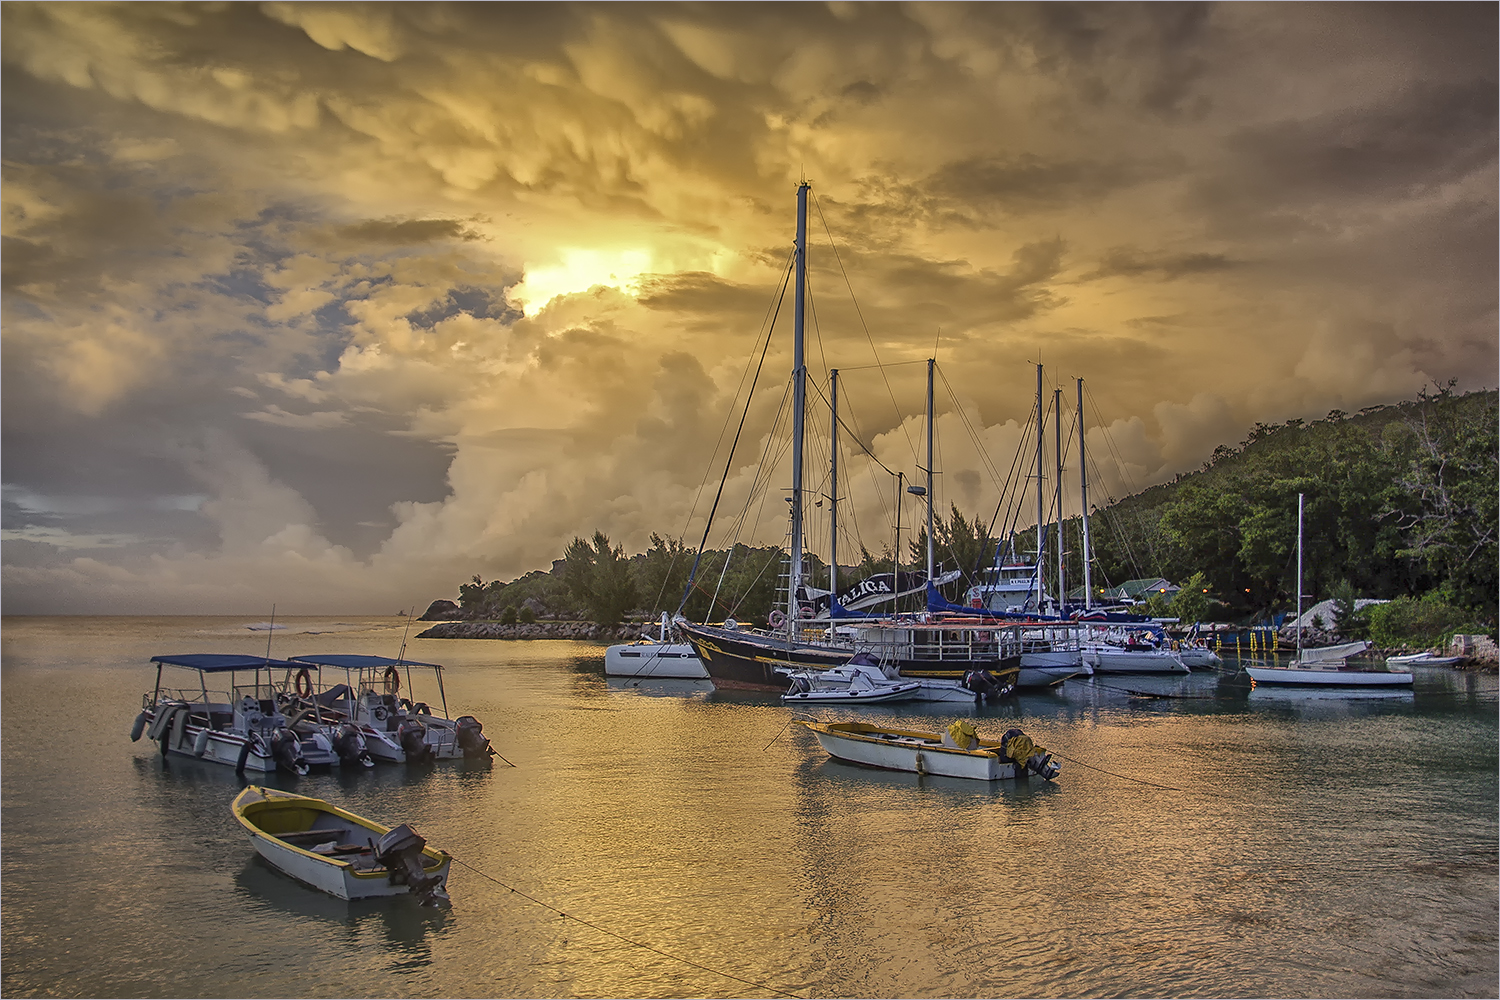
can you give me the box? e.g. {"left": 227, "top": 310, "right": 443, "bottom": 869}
{"left": 677, "top": 620, "right": 854, "bottom": 693}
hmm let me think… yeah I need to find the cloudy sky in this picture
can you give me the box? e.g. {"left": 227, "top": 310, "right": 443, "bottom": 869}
{"left": 3, "top": 2, "right": 1495, "bottom": 615}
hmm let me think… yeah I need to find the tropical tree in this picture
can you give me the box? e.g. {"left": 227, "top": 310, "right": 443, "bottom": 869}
{"left": 563, "top": 531, "right": 639, "bottom": 626}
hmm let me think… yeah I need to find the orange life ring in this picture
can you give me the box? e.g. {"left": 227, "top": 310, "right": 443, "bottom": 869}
{"left": 383, "top": 666, "right": 401, "bottom": 694}
{"left": 294, "top": 668, "right": 313, "bottom": 698}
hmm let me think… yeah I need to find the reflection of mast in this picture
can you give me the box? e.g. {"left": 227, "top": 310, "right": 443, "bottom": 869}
{"left": 1054, "top": 386, "right": 1064, "bottom": 613}
{"left": 787, "top": 181, "right": 808, "bottom": 640}
{"left": 1078, "top": 377, "right": 1092, "bottom": 611}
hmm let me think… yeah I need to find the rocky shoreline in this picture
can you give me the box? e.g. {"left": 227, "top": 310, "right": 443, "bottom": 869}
{"left": 416, "top": 620, "right": 646, "bottom": 641}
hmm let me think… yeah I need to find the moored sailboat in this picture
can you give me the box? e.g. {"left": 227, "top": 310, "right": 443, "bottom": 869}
{"left": 1243, "top": 495, "right": 1413, "bottom": 688}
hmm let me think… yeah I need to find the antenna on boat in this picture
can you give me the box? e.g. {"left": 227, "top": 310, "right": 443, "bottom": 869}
{"left": 264, "top": 604, "right": 276, "bottom": 664}
{"left": 396, "top": 606, "right": 416, "bottom": 693}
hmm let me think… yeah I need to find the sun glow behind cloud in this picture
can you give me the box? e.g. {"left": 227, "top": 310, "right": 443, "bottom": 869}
{"left": 508, "top": 248, "right": 655, "bottom": 317}
{"left": 0, "top": 2, "right": 1493, "bottom": 614}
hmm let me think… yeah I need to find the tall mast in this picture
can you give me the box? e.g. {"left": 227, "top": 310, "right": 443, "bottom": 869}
{"left": 1295, "top": 492, "right": 1304, "bottom": 658}
{"left": 1054, "top": 386, "right": 1064, "bottom": 613}
{"left": 925, "top": 357, "right": 936, "bottom": 584}
{"left": 787, "top": 181, "right": 809, "bottom": 638}
{"left": 894, "top": 472, "right": 903, "bottom": 610}
{"left": 1078, "top": 377, "right": 1092, "bottom": 611}
{"left": 829, "top": 368, "right": 839, "bottom": 603}
{"left": 1034, "top": 363, "right": 1045, "bottom": 612}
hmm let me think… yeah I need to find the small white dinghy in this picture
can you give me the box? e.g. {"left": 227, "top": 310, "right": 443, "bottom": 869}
{"left": 232, "top": 786, "right": 451, "bottom": 905}
{"left": 781, "top": 661, "right": 921, "bottom": 706}
{"left": 1385, "top": 651, "right": 1463, "bottom": 667}
{"left": 801, "top": 720, "right": 1061, "bottom": 781}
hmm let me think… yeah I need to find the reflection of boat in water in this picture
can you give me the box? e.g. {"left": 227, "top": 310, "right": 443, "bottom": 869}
{"left": 800, "top": 720, "right": 1060, "bottom": 781}
{"left": 605, "top": 677, "right": 714, "bottom": 697}
{"left": 232, "top": 785, "right": 451, "bottom": 906}
{"left": 1248, "top": 685, "right": 1415, "bottom": 704}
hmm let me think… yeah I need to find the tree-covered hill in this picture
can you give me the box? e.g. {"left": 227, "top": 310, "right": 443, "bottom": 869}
{"left": 1082, "top": 384, "right": 1496, "bottom": 623}
{"left": 435, "top": 385, "right": 1496, "bottom": 630}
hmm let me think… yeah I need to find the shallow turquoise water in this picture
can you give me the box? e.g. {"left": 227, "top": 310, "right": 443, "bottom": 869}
{"left": 3, "top": 616, "right": 1496, "bottom": 998}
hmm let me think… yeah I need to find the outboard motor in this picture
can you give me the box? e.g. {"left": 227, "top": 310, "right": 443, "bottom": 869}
{"left": 397, "top": 718, "right": 433, "bottom": 763}
{"left": 454, "top": 715, "right": 494, "bottom": 759}
{"left": 962, "top": 670, "right": 1001, "bottom": 700}
{"left": 1000, "top": 727, "right": 1062, "bottom": 781}
{"left": 332, "top": 722, "right": 375, "bottom": 768}
{"left": 268, "top": 726, "right": 310, "bottom": 776}
{"left": 373, "top": 823, "right": 449, "bottom": 907}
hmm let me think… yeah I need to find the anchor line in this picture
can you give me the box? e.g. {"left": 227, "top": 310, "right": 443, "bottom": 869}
{"left": 450, "top": 857, "right": 805, "bottom": 1000}
{"left": 1047, "top": 751, "right": 1187, "bottom": 793}
{"left": 1087, "top": 680, "right": 1214, "bottom": 700}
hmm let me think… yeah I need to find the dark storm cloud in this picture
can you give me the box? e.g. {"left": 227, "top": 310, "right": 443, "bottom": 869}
{"left": 337, "top": 218, "right": 486, "bottom": 245}
{"left": 1084, "top": 247, "right": 1237, "bottom": 282}
{"left": 1, "top": 1, "right": 1493, "bottom": 612}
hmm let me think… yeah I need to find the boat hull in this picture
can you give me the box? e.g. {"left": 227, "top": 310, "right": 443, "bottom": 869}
{"left": 1386, "top": 653, "right": 1462, "bottom": 666}
{"left": 907, "top": 679, "right": 981, "bottom": 704}
{"left": 1084, "top": 649, "right": 1190, "bottom": 674}
{"left": 782, "top": 681, "right": 921, "bottom": 706}
{"left": 1245, "top": 665, "right": 1414, "bottom": 687}
{"left": 142, "top": 705, "right": 337, "bottom": 772}
{"left": 231, "top": 786, "right": 451, "bottom": 901}
{"left": 679, "top": 622, "right": 852, "bottom": 692}
{"left": 1176, "top": 647, "right": 1222, "bottom": 669}
{"left": 802, "top": 722, "right": 1029, "bottom": 780}
{"left": 604, "top": 642, "right": 708, "bottom": 679}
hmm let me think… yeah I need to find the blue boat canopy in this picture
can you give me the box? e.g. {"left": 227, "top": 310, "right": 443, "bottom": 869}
{"left": 289, "top": 654, "right": 444, "bottom": 670}
{"left": 149, "top": 653, "right": 302, "bottom": 672}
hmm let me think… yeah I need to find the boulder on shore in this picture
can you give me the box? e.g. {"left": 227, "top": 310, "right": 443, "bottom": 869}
{"left": 419, "top": 599, "right": 462, "bottom": 621}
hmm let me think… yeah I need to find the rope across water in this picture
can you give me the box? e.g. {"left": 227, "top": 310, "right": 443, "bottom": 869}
{"left": 450, "top": 857, "right": 805, "bottom": 999}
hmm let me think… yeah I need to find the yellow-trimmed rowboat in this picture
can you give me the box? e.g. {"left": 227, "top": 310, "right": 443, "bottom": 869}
{"left": 801, "top": 721, "right": 1061, "bottom": 781}
{"left": 231, "top": 786, "right": 451, "bottom": 905}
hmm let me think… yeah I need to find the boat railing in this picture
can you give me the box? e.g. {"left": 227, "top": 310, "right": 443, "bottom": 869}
{"left": 145, "top": 686, "right": 231, "bottom": 709}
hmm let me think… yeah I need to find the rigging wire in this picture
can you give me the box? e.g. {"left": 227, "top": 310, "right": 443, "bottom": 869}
{"left": 450, "top": 857, "right": 805, "bottom": 999}
{"left": 675, "top": 258, "right": 795, "bottom": 616}
{"left": 810, "top": 189, "right": 920, "bottom": 468}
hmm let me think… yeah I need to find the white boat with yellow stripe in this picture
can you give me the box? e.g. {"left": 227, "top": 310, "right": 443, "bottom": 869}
{"left": 801, "top": 720, "right": 1061, "bottom": 781}
{"left": 231, "top": 786, "right": 451, "bottom": 905}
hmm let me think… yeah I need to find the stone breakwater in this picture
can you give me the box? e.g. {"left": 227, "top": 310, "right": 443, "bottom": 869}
{"left": 416, "top": 620, "right": 644, "bottom": 641}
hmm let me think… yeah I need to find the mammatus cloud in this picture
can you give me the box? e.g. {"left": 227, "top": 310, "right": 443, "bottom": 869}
{"left": 2, "top": 2, "right": 1494, "bottom": 613}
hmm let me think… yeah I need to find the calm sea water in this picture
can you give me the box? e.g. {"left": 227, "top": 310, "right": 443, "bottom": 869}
{"left": 2, "top": 616, "right": 1495, "bottom": 999}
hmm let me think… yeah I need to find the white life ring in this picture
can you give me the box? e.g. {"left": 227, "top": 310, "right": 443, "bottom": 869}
{"left": 768, "top": 610, "right": 786, "bottom": 628}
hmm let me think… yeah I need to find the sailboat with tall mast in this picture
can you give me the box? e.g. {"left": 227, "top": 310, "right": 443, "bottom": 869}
{"left": 1244, "top": 495, "right": 1412, "bottom": 687}
{"left": 675, "top": 182, "right": 856, "bottom": 691}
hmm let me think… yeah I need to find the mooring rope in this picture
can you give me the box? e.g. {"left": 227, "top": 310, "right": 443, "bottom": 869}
{"left": 1046, "top": 751, "right": 1188, "bottom": 793}
{"left": 1086, "top": 678, "right": 1215, "bottom": 700}
{"left": 451, "top": 857, "right": 805, "bottom": 999}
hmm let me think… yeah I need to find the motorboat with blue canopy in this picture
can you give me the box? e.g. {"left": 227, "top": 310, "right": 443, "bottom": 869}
{"left": 288, "top": 654, "right": 494, "bottom": 762}
{"left": 130, "top": 653, "right": 339, "bottom": 774}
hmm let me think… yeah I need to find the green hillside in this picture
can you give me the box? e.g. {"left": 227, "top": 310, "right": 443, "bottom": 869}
{"left": 1080, "top": 384, "right": 1497, "bottom": 623}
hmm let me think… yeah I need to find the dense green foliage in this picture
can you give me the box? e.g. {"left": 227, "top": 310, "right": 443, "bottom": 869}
{"left": 562, "top": 531, "right": 639, "bottom": 626}
{"left": 450, "top": 387, "right": 1496, "bottom": 633}
{"left": 1081, "top": 386, "right": 1496, "bottom": 626}
{"left": 1364, "top": 595, "right": 1488, "bottom": 649}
